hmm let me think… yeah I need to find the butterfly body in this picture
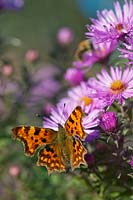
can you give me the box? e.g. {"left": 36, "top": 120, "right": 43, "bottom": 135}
{"left": 12, "top": 106, "right": 87, "bottom": 174}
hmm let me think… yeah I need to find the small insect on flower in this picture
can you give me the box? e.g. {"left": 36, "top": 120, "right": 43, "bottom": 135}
{"left": 73, "top": 40, "right": 116, "bottom": 69}
{"left": 74, "top": 39, "right": 93, "bottom": 61}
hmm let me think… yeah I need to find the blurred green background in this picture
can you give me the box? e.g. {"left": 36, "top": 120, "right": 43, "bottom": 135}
{"left": 0, "top": 1, "right": 91, "bottom": 200}
{"left": 0, "top": 0, "right": 86, "bottom": 52}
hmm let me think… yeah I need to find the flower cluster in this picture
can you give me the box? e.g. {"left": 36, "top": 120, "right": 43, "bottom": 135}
{"left": 1, "top": 1, "right": 133, "bottom": 199}
{"left": 71, "top": 0, "right": 133, "bottom": 70}
{"left": 42, "top": 0, "right": 133, "bottom": 182}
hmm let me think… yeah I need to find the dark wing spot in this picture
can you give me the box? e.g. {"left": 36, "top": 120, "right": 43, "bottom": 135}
{"left": 45, "top": 145, "right": 54, "bottom": 153}
{"left": 35, "top": 139, "right": 38, "bottom": 142}
{"left": 50, "top": 148, "right": 54, "bottom": 153}
{"left": 31, "top": 136, "right": 34, "bottom": 140}
{"left": 71, "top": 129, "right": 74, "bottom": 134}
{"left": 45, "top": 145, "right": 51, "bottom": 152}
{"left": 76, "top": 106, "right": 81, "bottom": 111}
{"left": 69, "top": 117, "right": 74, "bottom": 124}
{"left": 12, "top": 127, "right": 21, "bottom": 134}
{"left": 24, "top": 127, "right": 31, "bottom": 135}
{"left": 41, "top": 138, "right": 47, "bottom": 143}
{"left": 44, "top": 130, "right": 48, "bottom": 136}
{"left": 66, "top": 124, "right": 70, "bottom": 128}
{"left": 73, "top": 139, "right": 76, "bottom": 147}
{"left": 34, "top": 127, "right": 41, "bottom": 135}
{"left": 73, "top": 110, "right": 76, "bottom": 115}
{"left": 53, "top": 154, "right": 57, "bottom": 158}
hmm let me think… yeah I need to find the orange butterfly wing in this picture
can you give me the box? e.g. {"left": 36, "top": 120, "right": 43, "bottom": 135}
{"left": 37, "top": 143, "right": 66, "bottom": 175}
{"left": 65, "top": 106, "right": 86, "bottom": 140}
{"left": 12, "top": 126, "right": 57, "bottom": 156}
{"left": 71, "top": 137, "right": 87, "bottom": 170}
{"left": 65, "top": 106, "right": 87, "bottom": 169}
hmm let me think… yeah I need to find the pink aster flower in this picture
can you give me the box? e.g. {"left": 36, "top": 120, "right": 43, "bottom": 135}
{"left": 43, "top": 101, "right": 99, "bottom": 135}
{"left": 88, "top": 66, "right": 133, "bottom": 105}
{"left": 73, "top": 40, "right": 117, "bottom": 69}
{"left": 86, "top": 0, "right": 133, "bottom": 43}
{"left": 60, "top": 82, "right": 106, "bottom": 113}
{"left": 26, "top": 64, "right": 61, "bottom": 106}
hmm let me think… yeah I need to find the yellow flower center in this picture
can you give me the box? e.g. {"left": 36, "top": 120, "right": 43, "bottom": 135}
{"left": 80, "top": 96, "right": 93, "bottom": 106}
{"left": 110, "top": 80, "right": 126, "bottom": 93}
{"left": 115, "top": 23, "right": 124, "bottom": 33}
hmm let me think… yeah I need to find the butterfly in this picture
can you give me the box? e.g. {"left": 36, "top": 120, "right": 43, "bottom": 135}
{"left": 12, "top": 106, "right": 87, "bottom": 174}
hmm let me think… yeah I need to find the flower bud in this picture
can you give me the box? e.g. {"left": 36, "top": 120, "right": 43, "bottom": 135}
{"left": 100, "top": 111, "right": 117, "bottom": 132}
{"left": 57, "top": 27, "right": 74, "bottom": 46}
{"left": 129, "top": 156, "right": 133, "bottom": 167}
{"left": 25, "top": 49, "right": 39, "bottom": 63}
{"left": 9, "top": 165, "right": 20, "bottom": 177}
{"left": 64, "top": 68, "right": 84, "bottom": 86}
{"left": 2, "top": 64, "right": 13, "bottom": 76}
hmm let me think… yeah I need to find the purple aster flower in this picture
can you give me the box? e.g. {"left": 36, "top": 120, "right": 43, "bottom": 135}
{"left": 99, "top": 111, "right": 117, "bottom": 133}
{"left": 88, "top": 66, "right": 133, "bottom": 105}
{"left": 85, "top": 130, "right": 100, "bottom": 143}
{"left": 73, "top": 40, "right": 117, "bottom": 69}
{"left": 43, "top": 101, "right": 99, "bottom": 135}
{"left": 86, "top": 0, "right": 133, "bottom": 43}
{"left": 60, "top": 81, "right": 106, "bottom": 113}
{"left": 118, "top": 33, "right": 133, "bottom": 63}
{"left": 0, "top": 0, "right": 24, "bottom": 11}
{"left": 0, "top": 80, "right": 19, "bottom": 95}
{"left": 26, "top": 65, "right": 61, "bottom": 106}
{"left": 30, "top": 79, "right": 60, "bottom": 99}
{"left": 129, "top": 156, "right": 133, "bottom": 167}
{"left": 43, "top": 102, "right": 54, "bottom": 115}
{"left": 64, "top": 68, "right": 84, "bottom": 86}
